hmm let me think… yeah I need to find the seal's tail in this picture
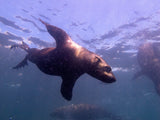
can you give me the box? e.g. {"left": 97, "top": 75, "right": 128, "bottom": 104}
{"left": 10, "top": 41, "right": 30, "bottom": 52}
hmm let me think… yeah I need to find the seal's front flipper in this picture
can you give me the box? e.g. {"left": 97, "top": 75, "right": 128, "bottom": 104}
{"left": 132, "top": 70, "right": 144, "bottom": 80}
{"left": 39, "top": 19, "right": 70, "bottom": 47}
{"left": 13, "top": 56, "right": 28, "bottom": 69}
{"left": 60, "top": 74, "right": 80, "bottom": 101}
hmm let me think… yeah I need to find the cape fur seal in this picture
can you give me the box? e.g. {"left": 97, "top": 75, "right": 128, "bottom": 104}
{"left": 133, "top": 42, "right": 160, "bottom": 96}
{"left": 10, "top": 19, "right": 116, "bottom": 100}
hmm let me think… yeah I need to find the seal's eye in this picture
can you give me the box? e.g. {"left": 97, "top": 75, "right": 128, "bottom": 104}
{"left": 95, "top": 56, "right": 101, "bottom": 63}
{"left": 104, "top": 66, "right": 111, "bottom": 73}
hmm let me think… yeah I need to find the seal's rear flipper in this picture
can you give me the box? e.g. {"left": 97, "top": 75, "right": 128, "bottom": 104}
{"left": 13, "top": 56, "right": 28, "bottom": 69}
{"left": 10, "top": 41, "right": 29, "bottom": 52}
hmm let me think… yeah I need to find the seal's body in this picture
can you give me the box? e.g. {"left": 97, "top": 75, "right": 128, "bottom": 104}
{"left": 134, "top": 42, "right": 160, "bottom": 96}
{"left": 11, "top": 19, "right": 116, "bottom": 100}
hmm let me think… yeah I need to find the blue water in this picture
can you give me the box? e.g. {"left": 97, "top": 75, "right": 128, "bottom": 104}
{"left": 1, "top": 0, "right": 160, "bottom": 120}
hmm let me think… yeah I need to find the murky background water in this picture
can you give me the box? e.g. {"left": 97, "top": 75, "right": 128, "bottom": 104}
{"left": 1, "top": 0, "right": 160, "bottom": 120}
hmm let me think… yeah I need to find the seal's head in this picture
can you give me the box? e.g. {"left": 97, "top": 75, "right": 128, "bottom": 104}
{"left": 88, "top": 55, "right": 116, "bottom": 83}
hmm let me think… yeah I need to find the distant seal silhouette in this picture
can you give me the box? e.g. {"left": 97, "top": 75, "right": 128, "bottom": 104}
{"left": 10, "top": 19, "right": 116, "bottom": 100}
{"left": 133, "top": 42, "right": 160, "bottom": 96}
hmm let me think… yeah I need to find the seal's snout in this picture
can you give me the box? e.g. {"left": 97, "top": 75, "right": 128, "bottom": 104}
{"left": 99, "top": 70, "right": 116, "bottom": 83}
{"left": 87, "top": 68, "right": 116, "bottom": 84}
{"left": 103, "top": 74, "right": 116, "bottom": 83}
{"left": 98, "top": 65, "right": 116, "bottom": 83}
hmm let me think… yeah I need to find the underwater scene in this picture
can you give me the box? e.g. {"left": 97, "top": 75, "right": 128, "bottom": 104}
{"left": 1, "top": 0, "right": 160, "bottom": 120}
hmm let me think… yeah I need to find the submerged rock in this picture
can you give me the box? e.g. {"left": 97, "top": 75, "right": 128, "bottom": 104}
{"left": 50, "top": 104, "right": 123, "bottom": 120}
